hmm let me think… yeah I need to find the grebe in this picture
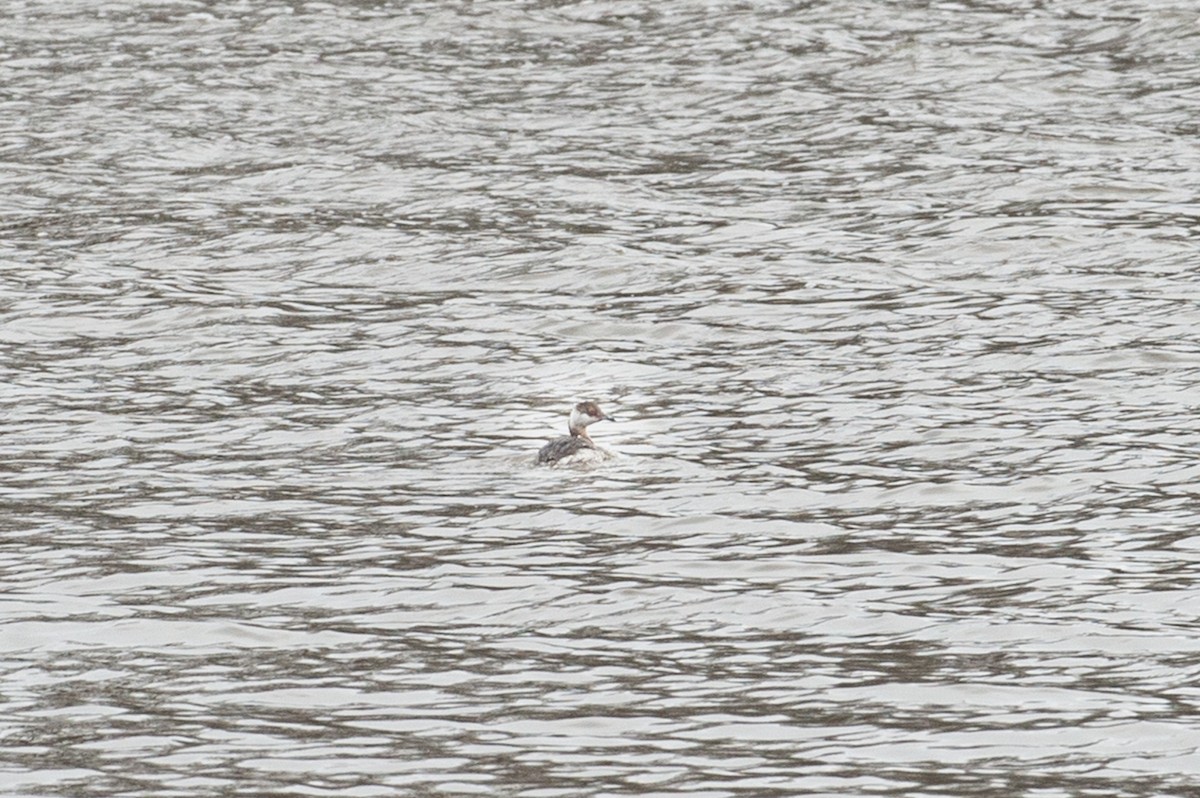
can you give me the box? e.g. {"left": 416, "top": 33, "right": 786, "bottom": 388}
{"left": 537, "top": 401, "right": 615, "bottom": 465}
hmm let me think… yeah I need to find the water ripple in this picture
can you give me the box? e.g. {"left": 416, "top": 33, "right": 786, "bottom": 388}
{"left": 4, "top": 0, "right": 1200, "bottom": 796}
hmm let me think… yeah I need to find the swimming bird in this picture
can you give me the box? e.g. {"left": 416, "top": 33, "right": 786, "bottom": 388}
{"left": 536, "top": 401, "right": 615, "bottom": 465}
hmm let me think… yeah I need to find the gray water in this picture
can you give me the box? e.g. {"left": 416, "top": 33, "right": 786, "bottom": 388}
{"left": 4, "top": 1, "right": 1200, "bottom": 795}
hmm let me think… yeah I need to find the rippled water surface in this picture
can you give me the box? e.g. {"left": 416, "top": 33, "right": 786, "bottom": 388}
{"left": 4, "top": 1, "right": 1200, "bottom": 795}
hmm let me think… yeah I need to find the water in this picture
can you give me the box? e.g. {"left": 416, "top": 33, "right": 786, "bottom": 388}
{"left": 4, "top": 1, "right": 1200, "bottom": 795}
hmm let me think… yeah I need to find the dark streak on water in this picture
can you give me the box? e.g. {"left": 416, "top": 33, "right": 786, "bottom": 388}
{"left": 4, "top": 1, "right": 1200, "bottom": 796}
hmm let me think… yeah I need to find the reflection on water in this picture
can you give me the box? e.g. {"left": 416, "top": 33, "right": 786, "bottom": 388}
{"left": 4, "top": 1, "right": 1200, "bottom": 795}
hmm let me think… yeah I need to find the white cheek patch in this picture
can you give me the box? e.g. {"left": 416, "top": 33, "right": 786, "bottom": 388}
{"left": 569, "top": 408, "right": 590, "bottom": 429}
